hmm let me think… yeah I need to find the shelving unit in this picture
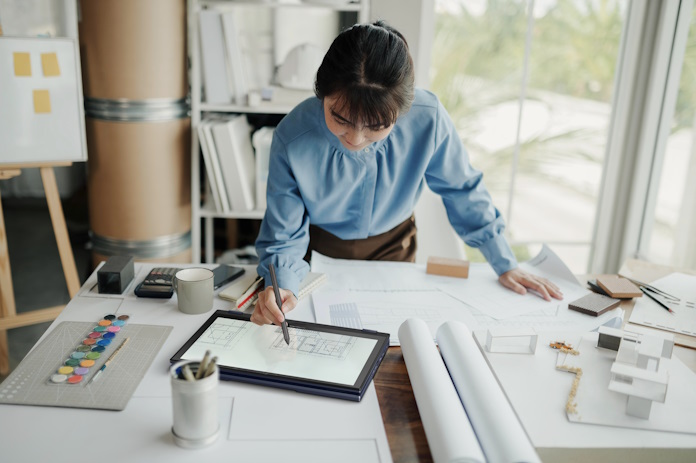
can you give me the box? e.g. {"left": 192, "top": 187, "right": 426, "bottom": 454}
{"left": 187, "top": 0, "right": 369, "bottom": 263}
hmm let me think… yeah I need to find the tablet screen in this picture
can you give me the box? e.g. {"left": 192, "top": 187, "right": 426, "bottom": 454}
{"left": 179, "top": 316, "right": 379, "bottom": 386}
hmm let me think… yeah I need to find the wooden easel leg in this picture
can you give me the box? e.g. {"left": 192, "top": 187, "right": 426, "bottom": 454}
{"left": 0, "top": 188, "right": 17, "bottom": 376}
{"left": 40, "top": 167, "right": 80, "bottom": 298}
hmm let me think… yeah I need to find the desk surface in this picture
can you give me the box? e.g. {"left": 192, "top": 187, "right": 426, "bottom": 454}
{"left": 3, "top": 260, "right": 696, "bottom": 463}
{"left": 376, "top": 347, "right": 432, "bottom": 462}
{"left": 377, "top": 260, "right": 696, "bottom": 463}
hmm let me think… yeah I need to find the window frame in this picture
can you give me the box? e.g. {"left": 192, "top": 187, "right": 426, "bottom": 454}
{"left": 590, "top": 0, "right": 694, "bottom": 273}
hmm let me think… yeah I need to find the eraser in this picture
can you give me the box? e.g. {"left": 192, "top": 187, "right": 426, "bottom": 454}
{"left": 426, "top": 256, "right": 469, "bottom": 279}
{"left": 596, "top": 275, "right": 642, "bottom": 299}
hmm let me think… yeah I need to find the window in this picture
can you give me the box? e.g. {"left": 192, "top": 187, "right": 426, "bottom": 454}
{"left": 431, "top": 0, "right": 628, "bottom": 272}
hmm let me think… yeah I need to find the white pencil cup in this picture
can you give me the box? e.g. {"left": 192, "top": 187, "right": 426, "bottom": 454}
{"left": 170, "top": 360, "right": 219, "bottom": 448}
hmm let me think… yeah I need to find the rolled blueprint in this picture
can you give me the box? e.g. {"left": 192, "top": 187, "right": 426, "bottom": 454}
{"left": 437, "top": 321, "right": 541, "bottom": 463}
{"left": 398, "top": 318, "right": 485, "bottom": 463}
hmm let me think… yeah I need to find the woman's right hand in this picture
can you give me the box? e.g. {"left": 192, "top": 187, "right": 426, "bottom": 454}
{"left": 251, "top": 286, "right": 298, "bottom": 326}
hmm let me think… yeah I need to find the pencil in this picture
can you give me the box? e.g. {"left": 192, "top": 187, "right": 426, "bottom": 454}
{"left": 182, "top": 364, "right": 196, "bottom": 382}
{"left": 203, "top": 356, "right": 218, "bottom": 378}
{"left": 196, "top": 350, "right": 211, "bottom": 379}
{"left": 88, "top": 337, "right": 130, "bottom": 385}
{"left": 639, "top": 286, "right": 675, "bottom": 314}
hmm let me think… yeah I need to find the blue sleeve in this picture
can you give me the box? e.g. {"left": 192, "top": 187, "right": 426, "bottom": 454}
{"left": 424, "top": 101, "right": 518, "bottom": 276}
{"left": 255, "top": 135, "right": 310, "bottom": 295}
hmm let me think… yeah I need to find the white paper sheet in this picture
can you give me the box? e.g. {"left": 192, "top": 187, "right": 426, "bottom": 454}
{"left": 629, "top": 272, "right": 696, "bottom": 338}
{"left": 437, "top": 321, "right": 541, "bottom": 463}
{"left": 310, "top": 251, "right": 440, "bottom": 291}
{"left": 439, "top": 245, "right": 588, "bottom": 320}
{"left": 311, "top": 248, "right": 616, "bottom": 334}
{"left": 398, "top": 318, "right": 485, "bottom": 463}
{"left": 459, "top": 297, "right": 623, "bottom": 334}
{"left": 228, "top": 382, "right": 390, "bottom": 463}
{"left": 311, "top": 256, "right": 621, "bottom": 341}
{"left": 313, "top": 289, "right": 475, "bottom": 345}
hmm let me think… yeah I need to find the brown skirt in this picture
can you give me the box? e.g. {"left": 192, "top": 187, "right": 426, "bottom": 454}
{"left": 304, "top": 215, "right": 417, "bottom": 263}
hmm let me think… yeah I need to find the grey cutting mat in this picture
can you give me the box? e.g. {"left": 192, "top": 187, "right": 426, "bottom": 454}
{"left": 0, "top": 321, "right": 172, "bottom": 411}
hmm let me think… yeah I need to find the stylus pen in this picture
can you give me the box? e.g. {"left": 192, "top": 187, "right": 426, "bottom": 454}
{"left": 639, "top": 286, "right": 675, "bottom": 314}
{"left": 269, "top": 263, "right": 290, "bottom": 345}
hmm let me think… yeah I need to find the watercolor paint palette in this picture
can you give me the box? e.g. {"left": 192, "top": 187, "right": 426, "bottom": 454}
{"left": 49, "top": 314, "right": 129, "bottom": 385}
{"left": 0, "top": 320, "right": 172, "bottom": 411}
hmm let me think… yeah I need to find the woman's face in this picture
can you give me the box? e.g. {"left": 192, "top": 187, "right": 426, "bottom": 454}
{"left": 323, "top": 95, "right": 395, "bottom": 152}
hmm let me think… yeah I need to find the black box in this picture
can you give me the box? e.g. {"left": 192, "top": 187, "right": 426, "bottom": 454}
{"left": 98, "top": 255, "right": 135, "bottom": 294}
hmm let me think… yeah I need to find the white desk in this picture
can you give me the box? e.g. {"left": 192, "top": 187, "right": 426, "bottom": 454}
{"left": 4, "top": 260, "right": 696, "bottom": 463}
{"left": 0, "top": 263, "right": 392, "bottom": 463}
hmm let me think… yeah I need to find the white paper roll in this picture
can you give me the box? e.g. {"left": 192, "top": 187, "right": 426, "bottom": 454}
{"left": 437, "top": 321, "right": 541, "bottom": 463}
{"left": 398, "top": 318, "right": 485, "bottom": 463}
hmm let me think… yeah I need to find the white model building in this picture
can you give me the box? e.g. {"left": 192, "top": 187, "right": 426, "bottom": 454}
{"left": 597, "top": 326, "right": 674, "bottom": 419}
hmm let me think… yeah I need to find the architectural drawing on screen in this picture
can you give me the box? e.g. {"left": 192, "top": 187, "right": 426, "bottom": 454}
{"left": 198, "top": 319, "right": 250, "bottom": 350}
{"left": 270, "top": 327, "right": 355, "bottom": 360}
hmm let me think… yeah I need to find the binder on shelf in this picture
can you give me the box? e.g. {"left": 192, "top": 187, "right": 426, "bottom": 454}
{"left": 198, "top": 120, "right": 224, "bottom": 212}
{"left": 212, "top": 115, "right": 256, "bottom": 212}
{"left": 220, "top": 270, "right": 327, "bottom": 311}
{"left": 200, "top": 119, "right": 231, "bottom": 213}
{"left": 220, "top": 10, "right": 248, "bottom": 106}
{"left": 199, "top": 10, "right": 232, "bottom": 104}
{"left": 252, "top": 127, "right": 274, "bottom": 211}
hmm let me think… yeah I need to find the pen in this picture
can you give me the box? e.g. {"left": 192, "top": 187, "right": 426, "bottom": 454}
{"left": 269, "top": 263, "right": 290, "bottom": 345}
{"left": 639, "top": 286, "right": 675, "bottom": 314}
{"left": 88, "top": 337, "right": 130, "bottom": 385}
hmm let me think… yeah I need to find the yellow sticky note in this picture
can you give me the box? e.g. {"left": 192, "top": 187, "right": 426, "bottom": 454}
{"left": 33, "top": 89, "right": 51, "bottom": 113}
{"left": 41, "top": 52, "right": 60, "bottom": 77}
{"left": 13, "top": 52, "right": 31, "bottom": 76}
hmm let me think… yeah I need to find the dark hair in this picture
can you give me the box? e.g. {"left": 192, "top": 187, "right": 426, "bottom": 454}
{"left": 315, "top": 20, "right": 415, "bottom": 127}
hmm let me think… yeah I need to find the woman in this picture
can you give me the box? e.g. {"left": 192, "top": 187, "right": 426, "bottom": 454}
{"left": 252, "top": 21, "right": 562, "bottom": 326}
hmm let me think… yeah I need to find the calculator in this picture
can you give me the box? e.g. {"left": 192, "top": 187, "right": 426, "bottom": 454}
{"left": 134, "top": 267, "right": 182, "bottom": 298}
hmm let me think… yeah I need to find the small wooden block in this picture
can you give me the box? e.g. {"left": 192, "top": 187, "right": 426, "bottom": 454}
{"left": 596, "top": 275, "right": 642, "bottom": 299}
{"left": 426, "top": 256, "right": 469, "bottom": 279}
{"left": 568, "top": 292, "right": 621, "bottom": 317}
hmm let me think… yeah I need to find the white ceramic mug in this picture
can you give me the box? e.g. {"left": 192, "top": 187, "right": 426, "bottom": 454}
{"left": 173, "top": 268, "right": 214, "bottom": 314}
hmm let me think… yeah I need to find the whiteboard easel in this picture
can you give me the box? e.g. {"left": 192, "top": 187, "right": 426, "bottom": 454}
{"left": 0, "top": 35, "right": 86, "bottom": 375}
{"left": 0, "top": 163, "right": 80, "bottom": 375}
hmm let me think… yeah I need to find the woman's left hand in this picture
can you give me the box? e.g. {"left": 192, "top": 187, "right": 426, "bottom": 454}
{"left": 498, "top": 268, "right": 564, "bottom": 301}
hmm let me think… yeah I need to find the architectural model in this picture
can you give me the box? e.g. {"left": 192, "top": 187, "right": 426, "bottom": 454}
{"left": 597, "top": 326, "right": 674, "bottom": 419}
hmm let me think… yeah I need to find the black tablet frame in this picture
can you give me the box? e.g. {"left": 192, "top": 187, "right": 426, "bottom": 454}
{"left": 170, "top": 310, "right": 390, "bottom": 401}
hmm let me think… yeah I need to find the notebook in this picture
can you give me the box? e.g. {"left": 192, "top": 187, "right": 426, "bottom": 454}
{"left": 219, "top": 270, "right": 327, "bottom": 311}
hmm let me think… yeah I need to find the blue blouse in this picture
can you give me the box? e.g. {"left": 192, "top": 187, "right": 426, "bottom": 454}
{"left": 256, "top": 88, "right": 517, "bottom": 295}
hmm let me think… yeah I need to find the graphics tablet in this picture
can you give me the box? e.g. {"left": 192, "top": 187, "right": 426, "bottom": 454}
{"left": 171, "top": 311, "right": 390, "bottom": 401}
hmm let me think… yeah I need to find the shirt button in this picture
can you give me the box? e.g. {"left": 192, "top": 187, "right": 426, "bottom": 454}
{"left": 363, "top": 148, "right": 370, "bottom": 153}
